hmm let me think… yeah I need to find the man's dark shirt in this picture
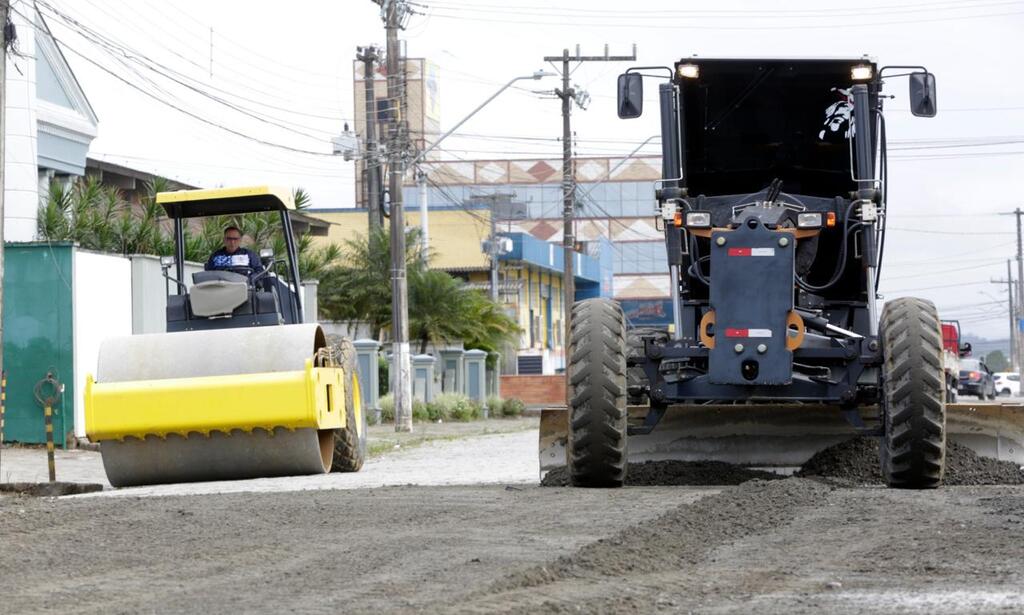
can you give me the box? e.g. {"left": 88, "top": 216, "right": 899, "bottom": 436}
{"left": 205, "top": 247, "right": 263, "bottom": 273}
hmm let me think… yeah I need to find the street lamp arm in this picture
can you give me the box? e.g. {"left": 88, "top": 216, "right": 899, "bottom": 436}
{"left": 411, "top": 70, "right": 555, "bottom": 166}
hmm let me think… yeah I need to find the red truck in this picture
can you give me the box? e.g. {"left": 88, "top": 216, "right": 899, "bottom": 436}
{"left": 941, "top": 320, "right": 971, "bottom": 403}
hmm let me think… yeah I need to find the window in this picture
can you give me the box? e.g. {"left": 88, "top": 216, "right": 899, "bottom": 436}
{"left": 614, "top": 242, "right": 669, "bottom": 274}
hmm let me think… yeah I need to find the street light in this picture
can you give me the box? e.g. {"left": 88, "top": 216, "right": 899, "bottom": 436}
{"left": 412, "top": 71, "right": 555, "bottom": 167}
{"left": 413, "top": 71, "right": 556, "bottom": 253}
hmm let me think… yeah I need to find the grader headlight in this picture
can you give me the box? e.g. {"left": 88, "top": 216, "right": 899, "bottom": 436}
{"left": 677, "top": 63, "right": 700, "bottom": 79}
{"left": 685, "top": 211, "right": 712, "bottom": 229}
{"left": 851, "top": 65, "right": 873, "bottom": 81}
{"left": 797, "top": 213, "right": 823, "bottom": 229}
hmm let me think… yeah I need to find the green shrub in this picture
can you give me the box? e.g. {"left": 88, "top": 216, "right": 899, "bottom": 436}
{"left": 412, "top": 399, "right": 429, "bottom": 422}
{"left": 501, "top": 398, "right": 525, "bottom": 417}
{"left": 425, "top": 400, "right": 447, "bottom": 422}
{"left": 379, "top": 393, "right": 395, "bottom": 422}
{"left": 486, "top": 396, "right": 504, "bottom": 416}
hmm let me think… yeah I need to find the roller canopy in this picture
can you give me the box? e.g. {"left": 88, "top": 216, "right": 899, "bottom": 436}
{"left": 157, "top": 185, "right": 296, "bottom": 218}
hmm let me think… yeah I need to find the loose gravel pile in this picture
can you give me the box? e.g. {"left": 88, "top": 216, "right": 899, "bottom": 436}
{"left": 0, "top": 482, "right": 104, "bottom": 497}
{"left": 797, "top": 436, "right": 1024, "bottom": 486}
{"left": 541, "top": 459, "right": 781, "bottom": 487}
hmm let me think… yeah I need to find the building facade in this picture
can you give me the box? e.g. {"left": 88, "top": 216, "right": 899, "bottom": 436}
{"left": 401, "top": 155, "right": 672, "bottom": 328}
{"left": 5, "top": 3, "right": 99, "bottom": 241}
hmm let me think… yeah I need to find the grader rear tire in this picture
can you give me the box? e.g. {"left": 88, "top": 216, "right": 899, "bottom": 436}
{"left": 568, "top": 298, "right": 628, "bottom": 488}
{"left": 332, "top": 338, "right": 367, "bottom": 472}
{"left": 879, "top": 297, "right": 946, "bottom": 489}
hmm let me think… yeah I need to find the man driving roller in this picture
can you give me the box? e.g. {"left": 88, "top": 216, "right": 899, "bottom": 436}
{"left": 205, "top": 225, "right": 263, "bottom": 274}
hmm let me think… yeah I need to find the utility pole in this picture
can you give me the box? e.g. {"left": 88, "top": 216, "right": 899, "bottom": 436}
{"left": 209, "top": 27, "right": 213, "bottom": 79}
{"left": 992, "top": 261, "right": 1017, "bottom": 371}
{"left": 541, "top": 44, "right": 635, "bottom": 379}
{"left": 1, "top": 0, "right": 10, "bottom": 413}
{"left": 1002, "top": 208, "right": 1024, "bottom": 390}
{"left": 357, "top": 45, "right": 383, "bottom": 232}
{"left": 378, "top": 0, "right": 414, "bottom": 432}
{"left": 472, "top": 193, "right": 517, "bottom": 302}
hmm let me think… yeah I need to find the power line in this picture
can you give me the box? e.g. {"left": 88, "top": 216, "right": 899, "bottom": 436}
{"left": 881, "top": 280, "right": 992, "bottom": 292}
{"left": 37, "top": 2, "right": 346, "bottom": 141}
{"left": 885, "top": 227, "right": 1015, "bottom": 236}
{"left": 53, "top": 35, "right": 336, "bottom": 156}
{"left": 882, "top": 259, "right": 1007, "bottom": 280}
{"left": 426, "top": 5, "right": 1024, "bottom": 30}
{"left": 428, "top": 0, "right": 1015, "bottom": 17}
{"left": 48, "top": 0, "right": 353, "bottom": 117}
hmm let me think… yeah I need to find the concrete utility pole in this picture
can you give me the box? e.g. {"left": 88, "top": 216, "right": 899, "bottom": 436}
{"left": 376, "top": 0, "right": 414, "bottom": 432}
{"left": 1002, "top": 208, "right": 1024, "bottom": 389}
{"left": 541, "top": 44, "right": 635, "bottom": 378}
{"left": 1016, "top": 209, "right": 1023, "bottom": 384}
{"left": 0, "top": 0, "right": 9, "bottom": 405}
{"left": 992, "top": 262, "right": 1017, "bottom": 371}
{"left": 357, "top": 45, "right": 383, "bottom": 232}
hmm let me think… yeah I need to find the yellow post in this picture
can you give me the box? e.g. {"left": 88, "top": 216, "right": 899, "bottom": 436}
{"left": 34, "top": 372, "right": 62, "bottom": 483}
{"left": 44, "top": 403, "right": 55, "bottom": 482}
{"left": 1, "top": 371, "right": 6, "bottom": 479}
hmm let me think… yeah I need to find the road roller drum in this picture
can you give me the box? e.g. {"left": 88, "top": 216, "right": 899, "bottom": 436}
{"left": 85, "top": 324, "right": 362, "bottom": 487}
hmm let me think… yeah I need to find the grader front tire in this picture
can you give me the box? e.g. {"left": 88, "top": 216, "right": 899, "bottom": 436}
{"left": 568, "top": 298, "right": 629, "bottom": 488}
{"left": 879, "top": 297, "right": 946, "bottom": 489}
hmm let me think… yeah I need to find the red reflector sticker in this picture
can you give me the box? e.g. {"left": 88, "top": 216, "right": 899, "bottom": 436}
{"left": 727, "top": 248, "right": 775, "bottom": 257}
{"left": 725, "top": 328, "right": 772, "bottom": 338}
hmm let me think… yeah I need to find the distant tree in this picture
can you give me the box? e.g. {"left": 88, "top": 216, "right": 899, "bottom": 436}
{"left": 38, "top": 178, "right": 337, "bottom": 280}
{"left": 319, "top": 227, "right": 520, "bottom": 353}
{"left": 319, "top": 226, "right": 427, "bottom": 336}
{"left": 985, "top": 350, "right": 1009, "bottom": 372}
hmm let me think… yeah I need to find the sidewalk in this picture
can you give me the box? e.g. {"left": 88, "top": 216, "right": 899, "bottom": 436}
{"left": 0, "top": 417, "right": 542, "bottom": 497}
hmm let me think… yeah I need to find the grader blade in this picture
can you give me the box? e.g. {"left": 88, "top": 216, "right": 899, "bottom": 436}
{"left": 538, "top": 402, "right": 1024, "bottom": 472}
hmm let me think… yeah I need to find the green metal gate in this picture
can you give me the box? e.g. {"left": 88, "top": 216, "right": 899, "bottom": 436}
{"left": 2, "top": 243, "right": 74, "bottom": 447}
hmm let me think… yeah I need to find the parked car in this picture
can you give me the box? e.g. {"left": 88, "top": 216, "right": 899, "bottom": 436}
{"left": 994, "top": 372, "right": 1021, "bottom": 397}
{"left": 959, "top": 358, "right": 997, "bottom": 400}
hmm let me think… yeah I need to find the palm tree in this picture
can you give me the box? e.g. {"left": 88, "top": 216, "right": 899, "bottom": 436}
{"left": 409, "top": 269, "right": 472, "bottom": 354}
{"left": 319, "top": 226, "right": 426, "bottom": 337}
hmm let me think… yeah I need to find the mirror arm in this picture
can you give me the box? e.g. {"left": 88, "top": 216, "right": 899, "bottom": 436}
{"left": 878, "top": 65, "right": 928, "bottom": 79}
{"left": 626, "top": 66, "right": 674, "bottom": 78}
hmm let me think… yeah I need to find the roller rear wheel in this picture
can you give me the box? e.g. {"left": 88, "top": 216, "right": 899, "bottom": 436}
{"left": 331, "top": 338, "right": 367, "bottom": 472}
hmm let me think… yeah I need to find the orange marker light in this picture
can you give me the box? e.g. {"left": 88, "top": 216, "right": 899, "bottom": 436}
{"left": 826, "top": 212, "right": 837, "bottom": 227}
{"left": 674, "top": 212, "right": 684, "bottom": 227}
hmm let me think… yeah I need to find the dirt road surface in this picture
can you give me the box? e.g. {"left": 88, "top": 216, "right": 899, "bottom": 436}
{"left": 2, "top": 423, "right": 1024, "bottom": 613}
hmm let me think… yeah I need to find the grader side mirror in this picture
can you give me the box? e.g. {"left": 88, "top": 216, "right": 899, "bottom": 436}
{"left": 909, "top": 72, "right": 937, "bottom": 117}
{"left": 617, "top": 72, "right": 643, "bottom": 119}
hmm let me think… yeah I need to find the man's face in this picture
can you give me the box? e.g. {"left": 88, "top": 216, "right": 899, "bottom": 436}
{"left": 223, "top": 231, "right": 242, "bottom": 254}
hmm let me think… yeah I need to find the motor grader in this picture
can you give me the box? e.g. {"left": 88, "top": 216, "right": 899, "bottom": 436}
{"left": 541, "top": 57, "right": 1024, "bottom": 489}
{"left": 84, "top": 186, "right": 365, "bottom": 487}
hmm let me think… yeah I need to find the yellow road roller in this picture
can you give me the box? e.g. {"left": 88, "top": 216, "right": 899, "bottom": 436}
{"left": 85, "top": 186, "right": 365, "bottom": 487}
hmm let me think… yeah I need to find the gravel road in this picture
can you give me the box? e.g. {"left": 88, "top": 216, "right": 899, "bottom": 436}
{"left": 3, "top": 478, "right": 1024, "bottom": 613}
{"left": 3, "top": 426, "right": 1024, "bottom": 613}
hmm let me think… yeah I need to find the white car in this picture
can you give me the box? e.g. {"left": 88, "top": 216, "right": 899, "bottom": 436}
{"left": 994, "top": 372, "right": 1021, "bottom": 397}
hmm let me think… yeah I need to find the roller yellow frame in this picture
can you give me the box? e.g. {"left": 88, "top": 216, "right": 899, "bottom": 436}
{"left": 85, "top": 360, "right": 344, "bottom": 441}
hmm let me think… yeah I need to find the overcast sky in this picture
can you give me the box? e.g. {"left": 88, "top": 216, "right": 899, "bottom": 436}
{"left": 35, "top": 0, "right": 1024, "bottom": 339}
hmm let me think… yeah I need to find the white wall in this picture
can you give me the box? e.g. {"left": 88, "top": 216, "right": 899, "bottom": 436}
{"left": 73, "top": 250, "right": 132, "bottom": 437}
{"left": 4, "top": 0, "right": 38, "bottom": 241}
{"left": 130, "top": 255, "right": 203, "bottom": 334}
